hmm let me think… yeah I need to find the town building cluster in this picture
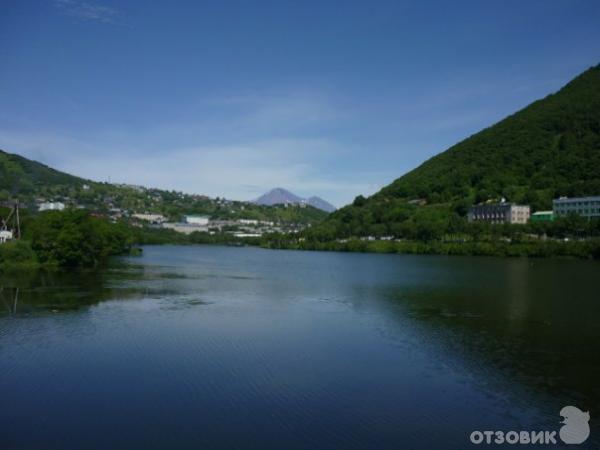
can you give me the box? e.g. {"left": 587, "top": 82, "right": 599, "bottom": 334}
{"left": 133, "top": 214, "right": 302, "bottom": 237}
{"left": 2, "top": 194, "right": 600, "bottom": 247}
{"left": 17, "top": 189, "right": 309, "bottom": 240}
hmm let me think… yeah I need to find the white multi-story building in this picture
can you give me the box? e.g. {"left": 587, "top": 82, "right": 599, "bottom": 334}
{"left": 38, "top": 202, "right": 66, "bottom": 211}
{"left": 233, "top": 232, "right": 262, "bottom": 238}
{"left": 238, "top": 219, "right": 259, "bottom": 225}
{"left": 163, "top": 222, "right": 208, "bottom": 234}
{"left": 132, "top": 213, "right": 166, "bottom": 223}
{"left": 553, "top": 196, "right": 600, "bottom": 219}
{"left": 468, "top": 203, "right": 530, "bottom": 224}
{"left": 184, "top": 215, "right": 209, "bottom": 226}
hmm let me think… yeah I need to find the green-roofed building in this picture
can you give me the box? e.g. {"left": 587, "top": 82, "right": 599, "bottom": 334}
{"left": 530, "top": 211, "right": 554, "bottom": 222}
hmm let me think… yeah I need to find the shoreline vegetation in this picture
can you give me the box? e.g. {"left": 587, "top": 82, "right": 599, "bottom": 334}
{"left": 0, "top": 209, "right": 249, "bottom": 271}
{"left": 259, "top": 210, "right": 600, "bottom": 259}
{"left": 2, "top": 210, "right": 599, "bottom": 273}
{"left": 259, "top": 236, "right": 600, "bottom": 259}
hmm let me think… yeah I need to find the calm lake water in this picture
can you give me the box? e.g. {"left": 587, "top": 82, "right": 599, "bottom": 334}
{"left": 1, "top": 245, "right": 599, "bottom": 449}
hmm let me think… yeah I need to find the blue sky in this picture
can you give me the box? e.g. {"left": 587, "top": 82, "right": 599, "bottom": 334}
{"left": 1, "top": 0, "right": 599, "bottom": 206}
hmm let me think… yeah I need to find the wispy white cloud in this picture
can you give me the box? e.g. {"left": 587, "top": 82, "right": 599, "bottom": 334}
{"left": 213, "top": 92, "right": 343, "bottom": 130}
{"left": 153, "top": 90, "right": 347, "bottom": 143}
{"left": 54, "top": 0, "right": 120, "bottom": 24}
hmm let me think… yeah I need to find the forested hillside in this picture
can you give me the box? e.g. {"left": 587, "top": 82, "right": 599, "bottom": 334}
{"left": 306, "top": 64, "right": 600, "bottom": 240}
{"left": 0, "top": 149, "right": 87, "bottom": 198}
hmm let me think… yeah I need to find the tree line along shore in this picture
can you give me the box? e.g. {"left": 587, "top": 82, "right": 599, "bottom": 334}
{"left": 2, "top": 208, "right": 600, "bottom": 272}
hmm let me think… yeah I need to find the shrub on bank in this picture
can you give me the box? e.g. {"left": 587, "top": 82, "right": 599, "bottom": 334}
{"left": 25, "top": 210, "right": 133, "bottom": 268}
{"left": 0, "top": 240, "right": 38, "bottom": 269}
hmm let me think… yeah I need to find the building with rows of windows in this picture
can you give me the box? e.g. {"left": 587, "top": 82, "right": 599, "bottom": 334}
{"left": 468, "top": 203, "right": 530, "bottom": 224}
{"left": 553, "top": 196, "right": 600, "bottom": 219}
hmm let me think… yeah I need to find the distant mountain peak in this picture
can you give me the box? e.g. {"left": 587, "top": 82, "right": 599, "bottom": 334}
{"left": 254, "top": 188, "right": 336, "bottom": 212}
{"left": 254, "top": 188, "right": 303, "bottom": 205}
{"left": 306, "top": 196, "right": 336, "bottom": 213}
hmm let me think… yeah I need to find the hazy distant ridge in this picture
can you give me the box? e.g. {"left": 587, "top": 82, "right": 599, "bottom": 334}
{"left": 254, "top": 188, "right": 336, "bottom": 212}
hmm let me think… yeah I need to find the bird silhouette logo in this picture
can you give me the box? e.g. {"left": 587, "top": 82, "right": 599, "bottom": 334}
{"left": 559, "top": 406, "right": 590, "bottom": 444}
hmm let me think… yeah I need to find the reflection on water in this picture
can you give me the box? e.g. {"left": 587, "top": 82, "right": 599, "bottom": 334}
{"left": 0, "top": 263, "right": 199, "bottom": 314}
{"left": 0, "top": 246, "right": 598, "bottom": 449}
{"left": 381, "top": 257, "right": 600, "bottom": 410}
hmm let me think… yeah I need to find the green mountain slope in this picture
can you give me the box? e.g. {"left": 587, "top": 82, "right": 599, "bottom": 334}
{"left": 308, "top": 64, "right": 600, "bottom": 240}
{"left": 0, "top": 149, "right": 87, "bottom": 198}
{"left": 0, "top": 149, "right": 328, "bottom": 224}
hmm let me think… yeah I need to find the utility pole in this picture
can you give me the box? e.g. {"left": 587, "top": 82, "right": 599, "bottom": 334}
{"left": 0, "top": 200, "right": 20, "bottom": 240}
{"left": 15, "top": 200, "right": 20, "bottom": 239}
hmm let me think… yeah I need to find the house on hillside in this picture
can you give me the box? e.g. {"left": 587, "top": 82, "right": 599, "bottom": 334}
{"left": 0, "top": 230, "right": 13, "bottom": 244}
{"left": 132, "top": 213, "right": 166, "bottom": 224}
{"left": 184, "top": 215, "right": 209, "bottom": 226}
{"left": 38, "top": 201, "right": 66, "bottom": 212}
